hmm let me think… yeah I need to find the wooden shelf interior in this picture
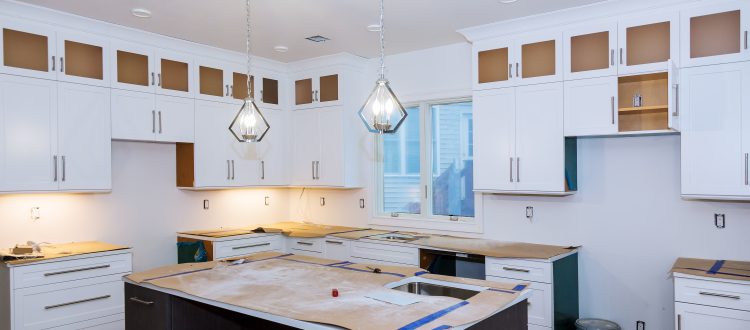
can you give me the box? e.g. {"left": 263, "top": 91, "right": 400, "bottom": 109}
{"left": 521, "top": 39, "right": 556, "bottom": 78}
{"left": 319, "top": 74, "right": 339, "bottom": 102}
{"left": 176, "top": 143, "right": 195, "bottom": 188}
{"left": 690, "top": 10, "right": 741, "bottom": 59}
{"left": 626, "top": 21, "right": 671, "bottom": 66}
{"left": 478, "top": 48, "right": 509, "bottom": 83}
{"left": 161, "top": 58, "right": 189, "bottom": 92}
{"left": 295, "top": 78, "right": 313, "bottom": 105}
{"left": 571, "top": 31, "right": 610, "bottom": 73}
{"left": 3, "top": 28, "right": 48, "bottom": 72}
{"left": 618, "top": 72, "right": 669, "bottom": 132}
{"left": 262, "top": 78, "right": 279, "bottom": 105}
{"left": 117, "top": 50, "right": 149, "bottom": 86}
{"left": 64, "top": 40, "right": 103, "bottom": 80}
{"left": 199, "top": 66, "right": 224, "bottom": 97}
{"left": 232, "top": 73, "right": 253, "bottom": 100}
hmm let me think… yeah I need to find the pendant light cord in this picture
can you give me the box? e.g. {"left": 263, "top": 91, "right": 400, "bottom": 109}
{"left": 379, "top": 0, "right": 385, "bottom": 79}
{"left": 246, "top": 0, "right": 252, "bottom": 97}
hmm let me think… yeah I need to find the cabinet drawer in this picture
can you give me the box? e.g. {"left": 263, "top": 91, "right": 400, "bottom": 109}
{"left": 485, "top": 258, "right": 552, "bottom": 284}
{"left": 323, "top": 239, "right": 350, "bottom": 261}
{"left": 351, "top": 241, "right": 418, "bottom": 266}
{"left": 213, "top": 236, "right": 282, "bottom": 260}
{"left": 288, "top": 237, "right": 324, "bottom": 253}
{"left": 14, "top": 275, "right": 124, "bottom": 330}
{"left": 12, "top": 253, "right": 132, "bottom": 289}
{"left": 487, "top": 275, "right": 552, "bottom": 328}
{"left": 47, "top": 313, "right": 124, "bottom": 329}
{"left": 675, "top": 277, "right": 750, "bottom": 312}
{"left": 676, "top": 302, "right": 750, "bottom": 330}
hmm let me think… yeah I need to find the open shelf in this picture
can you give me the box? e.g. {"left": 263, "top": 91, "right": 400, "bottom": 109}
{"left": 618, "top": 72, "right": 669, "bottom": 132}
{"left": 619, "top": 105, "right": 668, "bottom": 112}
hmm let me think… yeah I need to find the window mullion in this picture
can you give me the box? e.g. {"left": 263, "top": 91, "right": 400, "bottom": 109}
{"left": 421, "top": 102, "right": 432, "bottom": 218}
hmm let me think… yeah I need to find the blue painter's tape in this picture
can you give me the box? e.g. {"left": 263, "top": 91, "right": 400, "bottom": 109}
{"left": 512, "top": 284, "right": 527, "bottom": 291}
{"left": 432, "top": 326, "right": 452, "bottom": 330}
{"left": 708, "top": 260, "right": 726, "bottom": 274}
{"left": 398, "top": 301, "right": 469, "bottom": 330}
{"left": 488, "top": 288, "right": 517, "bottom": 294}
{"left": 414, "top": 271, "right": 429, "bottom": 276}
{"left": 682, "top": 267, "right": 750, "bottom": 278}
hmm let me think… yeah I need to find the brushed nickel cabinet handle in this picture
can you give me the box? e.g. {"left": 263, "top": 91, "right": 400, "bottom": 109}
{"left": 157, "top": 73, "right": 162, "bottom": 87}
{"left": 699, "top": 291, "right": 741, "bottom": 300}
{"left": 158, "top": 111, "right": 163, "bottom": 133}
{"left": 677, "top": 314, "right": 681, "bottom": 330}
{"left": 230, "top": 85, "right": 233, "bottom": 97}
{"left": 509, "top": 64, "right": 512, "bottom": 78}
{"left": 611, "top": 96, "right": 615, "bottom": 125}
{"left": 151, "top": 72, "right": 155, "bottom": 86}
{"left": 515, "top": 62, "right": 519, "bottom": 77}
{"left": 296, "top": 241, "right": 314, "bottom": 246}
{"left": 509, "top": 157, "right": 513, "bottom": 182}
{"left": 232, "top": 242, "right": 271, "bottom": 250}
{"left": 619, "top": 48, "right": 623, "bottom": 64}
{"left": 60, "top": 57, "right": 64, "bottom": 72}
{"left": 672, "top": 84, "right": 680, "bottom": 116}
{"left": 261, "top": 160, "right": 265, "bottom": 180}
{"left": 312, "top": 161, "right": 316, "bottom": 180}
{"left": 502, "top": 266, "right": 530, "bottom": 273}
{"left": 325, "top": 240, "right": 343, "bottom": 245}
{"left": 516, "top": 157, "right": 520, "bottom": 182}
{"left": 61, "top": 156, "right": 66, "bottom": 182}
{"left": 610, "top": 49, "right": 614, "bottom": 66}
{"left": 129, "top": 297, "right": 154, "bottom": 306}
{"left": 44, "top": 264, "right": 110, "bottom": 276}
{"left": 231, "top": 160, "right": 235, "bottom": 180}
{"left": 45, "top": 295, "right": 111, "bottom": 310}
{"left": 745, "top": 31, "right": 748, "bottom": 50}
{"left": 152, "top": 110, "right": 156, "bottom": 133}
{"left": 51, "top": 56, "right": 55, "bottom": 71}
{"left": 745, "top": 153, "right": 748, "bottom": 186}
{"left": 225, "top": 85, "right": 230, "bottom": 96}
{"left": 227, "top": 160, "right": 231, "bottom": 180}
{"left": 53, "top": 155, "right": 58, "bottom": 182}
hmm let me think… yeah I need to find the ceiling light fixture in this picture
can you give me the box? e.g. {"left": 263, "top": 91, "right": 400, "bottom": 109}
{"left": 358, "top": 0, "right": 406, "bottom": 134}
{"left": 228, "top": 0, "right": 269, "bottom": 143}
{"left": 130, "top": 8, "right": 152, "bottom": 18}
{"left": 273, "top": 45, "right": 289, "bottom": 53}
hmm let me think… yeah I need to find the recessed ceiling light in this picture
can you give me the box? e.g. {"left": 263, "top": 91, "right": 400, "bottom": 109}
{"left": 367, "top": 24, "right": 382, "bottom": 32}
{"left": 498, "top": 0, "right": 518, "bottom": 3}
{"left": 273, "top": 45, "right": 289, "bottom": 53}
{"left": 131, "top": 8, "right": 152, "bottom": 18}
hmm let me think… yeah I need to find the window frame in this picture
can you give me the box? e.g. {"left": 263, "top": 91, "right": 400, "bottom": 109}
{"left": 372, "top": 97, "right": 480, "bottom": 230}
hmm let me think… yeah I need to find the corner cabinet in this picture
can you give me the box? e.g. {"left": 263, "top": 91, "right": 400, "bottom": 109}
{"left": 681, "top": 61, "right": 750, "bottom": 200}
{"left": 473, "top": 83, "right": 576, "bottom": 195}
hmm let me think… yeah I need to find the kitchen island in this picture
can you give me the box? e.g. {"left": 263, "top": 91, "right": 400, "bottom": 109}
{"left": 125, "top": 252, "right": 531, "bottom": 330}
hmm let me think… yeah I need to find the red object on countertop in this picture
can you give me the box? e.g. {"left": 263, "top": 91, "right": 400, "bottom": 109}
{"left": 332, "top": 288, "right": 339, "bottom": 297}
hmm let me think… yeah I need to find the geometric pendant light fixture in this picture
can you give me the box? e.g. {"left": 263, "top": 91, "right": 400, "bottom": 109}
{"left": 229, "top": 0, "right": 269, "bottom": 143}
{"left": 358, "top": 0, "right": 407, "bottom": 134}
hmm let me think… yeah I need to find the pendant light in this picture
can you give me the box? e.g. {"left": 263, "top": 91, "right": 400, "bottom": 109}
{"left": 229, "top": 0, "right": 269, "bottom": 143}
{"left": 358, "top": 0, "right": 406, "bottom": 134}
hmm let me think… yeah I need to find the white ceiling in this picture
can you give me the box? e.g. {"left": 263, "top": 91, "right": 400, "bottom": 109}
{"left": 18, "top": 0, "right": 606, "bottom": 62}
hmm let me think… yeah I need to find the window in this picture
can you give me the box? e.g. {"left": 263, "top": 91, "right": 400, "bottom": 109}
{"left": 378, "top": 100, "right": 474, "bottom": 220}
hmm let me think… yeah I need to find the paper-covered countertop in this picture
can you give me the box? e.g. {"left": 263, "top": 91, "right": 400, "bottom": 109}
{"left": 672, "top": 257, "right": 750, "bottom": 282}
{"left": 2, "top": 241, "right": 130, "bottom": 266}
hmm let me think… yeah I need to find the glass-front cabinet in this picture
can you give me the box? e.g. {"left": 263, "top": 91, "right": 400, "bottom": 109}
{"left": 681, "top": 1, "right": 750, "bottom": 67}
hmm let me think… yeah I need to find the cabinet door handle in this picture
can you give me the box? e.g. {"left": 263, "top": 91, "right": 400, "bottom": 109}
{"left": 230, "top": 85, "right": 233, "bottom": 97}
{"left": 51, "top": 56, "right": 55, "bottom": 71}
{"left": 610, "top": 49, "right": 614, "bottom": 66}
{"left": 45, "top": 295, "right": 111, "bottom": 310}
{"left": 509, "top": 64, "right": 513, "bottom": 78}
{"left": 745, "top": 31, "right": 748, "bottom": 50}
{"left": 60, "top": 57, "right": 64, "bottom": 72}
{"left": 44, "top": 264, "right": 110, "bottom": 277}
{"left": 227, "top": 160, "right": 231, "bottom": 180}
{"left": 316, "top": 161, "right": 320, "bottom": 180}
{"left": 157, "top": 73, "right": 162, "bottom": 87}
{"left": 502, "top": 266, "right": 530, "bottom": 273}
{"left": 672, "top": 84, "right": 679, "bottom": 117}
{"left": 296, "top": 241, "right": 314, "bottom": 246}
{"left": 158, "top": 111, "right": 163, "bottom": 133}
{"left": 225, "top": 85, "right": 230, "bottom": 96}
{"left": 515, "top": 62, "right": 519, "bottom": 77}
{"left": 53, "top": 155, "right": 58, "bottom": 182}
{"left": 61, "top": 156, "right": 66, "bottom": 182}
{"left": 129, "top": 297, "right": 154, "bottom": 306}
{"left": 677, "top": 314, "right": 681, "bottom": 330}
{"left": 619, "top": 48, "right": 623, "bottom": 64}
{"left": 325, "top": 240, "right": 343, "bottom": 245}
{"left": 152, "top": 110, "right": 156, "bottom": 133}
{"left": 745, "top": 153, "right": 748, "bottom": 186}
{"left": 232, "top": 242, "right": 270, "bottom": 250}
{"left": 699, "top": 291, "right": 741, "bottom": 300}
{"left": 261, "top": 160, "right": 265, "bottom": 180}
{"left": 516, "top": 157, "right": 520, "bottom": 182}
{"left": 312, "top": 161, "right": 316, "bottom": 180}
{"left": 151, "top": 72, "right": 155, "bottom": 86}
{"left": 611, "top": 96, "right": 615, "bottom": 125}
{"left": 509, "top": 157, "right": 513, "bottom": 182}
{"left": 260, "top": 90, "right": 264, "bottom": 101}
{"left": 231, "top": 160, "right": 235, "bottom": 180}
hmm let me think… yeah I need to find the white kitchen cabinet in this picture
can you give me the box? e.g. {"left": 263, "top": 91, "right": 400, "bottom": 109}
{"left": 323, "top": 238, "right": 351, "bottom": 261}
{"left": 681, "top": 1, "right": 750, "bottom": 68}
{"left": 111, "top": 40, "right": 193, "bottom": 98}
{"left": 473, "top": 82, "right": 574, "bottom": 195}
{"left": 350, "top": 241, "right": 418, "bottom": 266}
{"left": 111, "top": 89, "right": 194, "bottom": 143}
{"left": 57, "top": 83, "right": 111, "bottom": 191}
{"left": 676, "top": 303, "right": 750, "bottom": 330}
{"left": 291, "top": 109, "right": 320, "bottom": 186}
{"left": 564, "top": 76, "right": 618, "bottom": 136}
{"left": 473, "top": 37, "right": 515, "bottom": 90}
{"left": 674, "top": 274, "right": 750, "bottom": 330}
{"left": 194, "top": 58, "right": 249, "bottom": 103}
{"left": 618, "top": 12, "right": 679, "bottom": 75}
{"left": 563, "top": 21, "right": 618, "bottom": 80}
{"left": 293, "top": 70, "right": 342, "bottom": 110}
{"left": 257, "top": 73, "right": 282, "bottom": 110}
{"left": 154, "top": 95, "right": 194, "bottom": 143}
{"left": 55, "top": 29, "right": 110, "bottom": 87}
{"left": 255, "top": 109, "right": 288, "bottom": 186}
{"left": 680, "top": 61, "right": 750, "bottom": 199}
{"left": 0, "top": 19, "right": 57, "bottom": 81}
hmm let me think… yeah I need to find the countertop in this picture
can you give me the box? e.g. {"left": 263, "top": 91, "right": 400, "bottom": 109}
{"left": 1, "top": 241, "right": 130, "bottom": 266}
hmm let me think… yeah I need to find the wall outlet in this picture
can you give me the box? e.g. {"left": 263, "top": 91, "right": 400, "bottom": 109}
{"left": 636, "top": 320, "right": 645, "bottom": 330}
{"left": 320, "top": 197, "right": 326, "bottom": 207}
{"left": 359, "top": 198, "right": 365, "bottom": 209}
{"left": 714, "top": 213, "right": 726, "bottom": 228}
{"left": 30, "top": 207, "right": 40, "bottom": 221}
{"left": 264, "top": 196, "right": 270, "bottom": 206}
{"left": 525, "top": 206, "right": 534, "bottom": 219}
{"left": 203, "top": 200, "right": 209, "bottom": 210}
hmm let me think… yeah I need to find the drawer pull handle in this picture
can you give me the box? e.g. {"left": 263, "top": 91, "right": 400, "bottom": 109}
{"left": 325, "top": 240, "right": 343, "bottom": 245}
{"left": 296, "top": 241, "right": 314, "bottom": 246}
{"left": 129, "top": 297, "right": 155, "bottom": 306}
{"left": 699, "top": 291, "right": 741, "bottom": 300}
{"left": 44, "top": 264, "right": 110, "bottom": 277}
{"left": 45, "top": 295, "right": 111, "bottom": 310}
{"left": 502, "top": 266, "right": 530, "bottom": 273}
{"left": 232, "top": 242, "right": 271, "bottom": 250}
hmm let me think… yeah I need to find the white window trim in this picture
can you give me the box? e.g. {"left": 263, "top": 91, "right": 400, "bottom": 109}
{"left": 369, "top": 97, "right": 483, "bottom": 234}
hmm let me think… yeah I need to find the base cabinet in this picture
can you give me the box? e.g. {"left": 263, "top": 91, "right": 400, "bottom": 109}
{"left": 676, "top": 302, "right": 750, "bottom": 330}
{"left": 674, "top": 275, "right": 750, "bottom": 330}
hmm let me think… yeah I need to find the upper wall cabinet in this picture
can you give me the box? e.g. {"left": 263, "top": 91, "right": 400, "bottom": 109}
{"left": 293, "top": 70, "right": 342, "bottom": 110}
{"left": 195, "top": 58, "right": 245, "bottom": 103}
{"left": 564, "top": 21, "right": 618, "bottom": 80}
{"left": 474, "top": 31, "right": 562, "bottom": 90}
{"left": 618, "top": 12, "right": 679, "bottom": 75}
{"left": 111, "top": 89, "right": 194, "bottom": 143}
{"left": 111, "top": 40, "right": 194, "bottom": 97}
{"left": 257, "top": 72, "right": 281, "bottom": 109}
{"left": 681, "top": 1, "right": 750, "bottom": 68}
{"left": 0, "top": 20, "right": 109, "bottom": 86}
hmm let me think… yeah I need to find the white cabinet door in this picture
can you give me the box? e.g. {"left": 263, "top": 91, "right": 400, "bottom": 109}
{"left": 515, "top": 82, "right": 565, "bottom": 192}
{"left": 56, "top": 29, "right": 110, "bottom": 87}
{"left": 257, "top": 109, "right": 287, "bottom": 186}
{"left": 681, "top": 62, "right": 749, "bottom": 197}
{"left": 291, "top": 110, "right": 320, "bottom": 186}
{"left": 154, "top": 95, "right": 194, "bottom": 143}
{"left": 473, "top": 37, "right": 516, "bottom": 90}
{"left": 473, "top": 88, "right": 516, "bottom": 192}
{"left": 564, "top": 76, "right": 618, "bottom": 136}
{"left": 667, "top": 59, "right": 680, "bottom": 131}
{"left": 110, "top": 89, "right": 156, "bottom": 141}
{"left": 57, "top": 83, "right": 110, "bottom": 191}
{"left": 317, "top": 107, "right": 345, "bottom": 187}
{"left": 681, "top": 2, "right": 750, "bottom": 68}
{"left": 194, "top": 57, "right": 232, "bottom": 103}
{"left": 0, "top": 75, "right": 58, "bottom": 192}
{"left": 229, "top": 142, "right": 260, "bottom": 187}
{"left": 618, "top": 12, "right": 679, "bottom": 75}
{"left": 110, "top": 40, "right": 155, "bottom": 93}
{"left": 563, "top": 21, "right": 618, "bottom": 80}
{"left": 0, "top": 19, "right": 57, "bottom": 81}
{"left": 194, "top": 100, "right": 234, "bottom": 188}
{"left": 515, "top": 31, "right": 563, "bottom": 86}
{"left": 676, "top": 302, "right": 750, "bottom": 330}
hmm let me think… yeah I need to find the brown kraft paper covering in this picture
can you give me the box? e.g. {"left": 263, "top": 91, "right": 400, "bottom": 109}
{"left": 410, "top": 234, "right": 577, "bottom": 260}
{"left": 127, "top": 253, "right": 528, "bottom": 330}
{"left": 672, "top": 257, "right": 750, "bottom": 282}
{"left": 4, "top": 241, "right": 129, "bottom": 266}
{"left": 330, "top": 229, "right": 395, "bottom": 240}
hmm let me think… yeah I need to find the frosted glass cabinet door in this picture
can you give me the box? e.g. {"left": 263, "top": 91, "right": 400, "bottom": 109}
{"left": 473, "top": 37, "right": 515, "bottom": 90}
{"left": 564, "top": 76, "right": 618, "bottom": 137}
{"left": 472, "top": 88, "right": 516, "bottom": 192}
{"left": 56, "top": 29, "right": 110, "bottom": 87}
{"left": 676, "top": 302, "right": 750, "bottom": 330}
{"left": 155, "top": 49, "right": 193, "bottom": 98}
{"left": 515, "top": 31, "right": 563, "bottom": 86}
{"left": 0, "top": 75, "right": 58, "bottom": 192}
{"left": 681, "top": 2, "right": 750, "bottom": 68}
{"left": 110, "top": 40, "right": 155, "bottom": 93}
{"left": 563, "top": 21, "right": 618, "bottom": 80}
{"left": 0, "top": 20, "right": 57, "bottom": 80}
{"left": 618, "top": 12, "right": 679, "bottom": 75}
{"left": 680, "top": 62, "right": 749, "bottom": 198}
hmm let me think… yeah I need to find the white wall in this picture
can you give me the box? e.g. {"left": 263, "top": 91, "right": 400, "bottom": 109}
{"left": 0, "top": 141, "right": 292, "bottom": 272}
{"left": 289, "top": 42, "right": 750, "bottom": 329}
